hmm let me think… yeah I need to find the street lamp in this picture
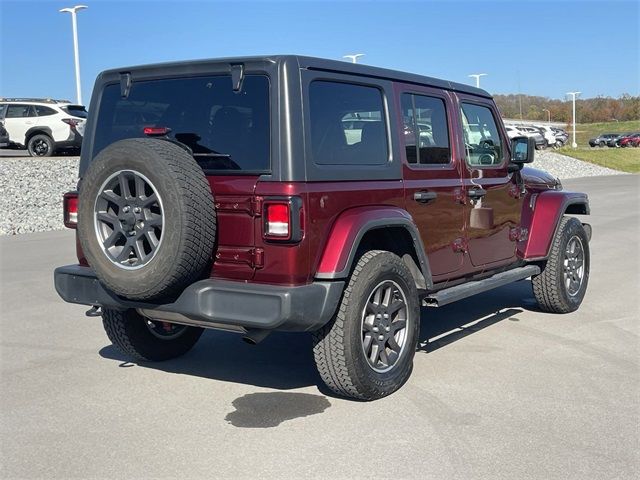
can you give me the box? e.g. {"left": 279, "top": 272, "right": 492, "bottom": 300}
{"left": 59, "top": 5, "right": 88, "bottom": 105}
{"left": 566, "top": 91, "right": 581, "bottom": 148}
{"left": 468, "top": 73, "right": 487, "bottom": 88}
{"left": 343, "top": 54, "right": 365, "bottom": 64}
{"left": 543, "top": 108, "right": 551, "bottom": 123}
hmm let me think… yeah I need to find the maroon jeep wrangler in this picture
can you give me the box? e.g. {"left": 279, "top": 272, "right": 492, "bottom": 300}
{"left": 55, "top": 56, "right": 591, "bottom": 400}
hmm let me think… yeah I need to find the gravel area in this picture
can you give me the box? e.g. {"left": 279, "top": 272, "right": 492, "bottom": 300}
{"left": 0, "top": 156, "right": 79, "bottom": 235}
{"left": 0, "top": 151, "right": 629, "bottom": 236}
{"left": 532, "top": 150, "right": 626, "bottom": 179}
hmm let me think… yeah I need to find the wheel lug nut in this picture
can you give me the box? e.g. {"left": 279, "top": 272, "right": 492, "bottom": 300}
{"left": 383, "top": 313, "right": 389, "bottom": 318}
{"left": 373, "top": 326, "right": 379, "bottom": 332}
{"left": 123, "top": 206, "right": 130, "bottom": 213}
{"left": 378, "top": 335, "right": 384, "bottom": 341}
{"left": 385, "top": 326, "right": 390, "bottom": 332}
{"left": 134, "top": 207, "right": 141, "bottom": 213}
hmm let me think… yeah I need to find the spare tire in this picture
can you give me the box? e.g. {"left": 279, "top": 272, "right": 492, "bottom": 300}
{"left": 77, "top": 138, "right": 216, "bottom": 301}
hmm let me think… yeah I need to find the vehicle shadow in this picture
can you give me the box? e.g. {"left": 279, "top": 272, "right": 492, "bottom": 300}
{"left": 99, "top": 280, "right": 538, "bottom": 391}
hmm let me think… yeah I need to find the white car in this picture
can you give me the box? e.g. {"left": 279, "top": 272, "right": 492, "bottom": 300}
{"left": 504, "top": 125, "right": 523, "bottom": 139}
{"left": 0, "top": 98, "right": 87, "bottom": 156}
{"left": 534, "top": 125, "right": 558, "bottom": 148}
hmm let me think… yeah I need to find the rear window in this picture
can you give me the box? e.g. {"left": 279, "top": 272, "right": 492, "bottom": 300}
{"left": 60, "top": 105, "right": 88, "bottom": 118}
{"left": 93, "top": 75, "right": 270, "bottom": 173}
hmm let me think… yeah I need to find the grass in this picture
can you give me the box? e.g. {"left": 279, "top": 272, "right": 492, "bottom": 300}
{"left": 557, "top": 120, "right": 640, "bottom": 173}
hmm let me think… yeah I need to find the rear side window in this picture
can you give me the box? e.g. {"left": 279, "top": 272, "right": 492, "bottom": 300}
{"left": 60, "top": 105, "right": 88, "bottom": 118}
{"left": 401, "top": 94, "right": 450, "bottom": 165}
{"left": 35, "top": 105, "right": 57, "bottom": 116}
{"left": 93, "top": 75, "right": 270, "bottom": 173}
{"left": 460, "top": 103, "right": 504, "bottom": 167}
{"left": 309, "top": 81, "right": 388, "bottom": 165}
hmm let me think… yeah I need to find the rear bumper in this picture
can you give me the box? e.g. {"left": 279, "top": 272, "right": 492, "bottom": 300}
{"left": 54, "top": 265, "right": 343, "bottom": 332}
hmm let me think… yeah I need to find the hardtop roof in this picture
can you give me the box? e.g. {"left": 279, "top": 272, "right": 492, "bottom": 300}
{"left": 100, "top": 54, "right": 492, "bottom": 99}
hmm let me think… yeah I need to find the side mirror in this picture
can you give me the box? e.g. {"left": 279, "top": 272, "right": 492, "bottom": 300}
{"left": 510, "top": 136, "right": 535, "bottom": 164}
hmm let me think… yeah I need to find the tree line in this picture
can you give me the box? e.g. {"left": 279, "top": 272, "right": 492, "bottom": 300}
{"left": 494, "top": 93, "right": 639, "bottom": 124}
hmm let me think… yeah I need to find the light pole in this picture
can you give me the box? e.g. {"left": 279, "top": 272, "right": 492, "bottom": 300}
{"left": 343, "top": 54, "right": 365, "bottom": 64}
{"left": 468, "top": 73, "right": 487, "bottom": 88}
{"left": 59, "top": 5, "right": 88, "bottom": 105}
{"left": 566, "top": 91, "right": 581, "bottom": 148}
{"left": 543, "top": 108, "right": 551, "bottom": 123}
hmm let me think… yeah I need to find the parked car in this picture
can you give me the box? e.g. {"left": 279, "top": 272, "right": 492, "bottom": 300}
{"left": 589, "top": 133, "right": 619, "bottom": 147}
{"left": 0, "top": 120, "right": 9, "bottom": 147}
{"left": 0, "top": 98, "right": 87, "bottom": 156}
{"left": 534, "top": 125, "right": 558, "bottom": 148}
{"left": 513, "top": 125, "right": 547, "bottom": 149}
{"left": 54, "top": 55, "right": 591, "bottom": 401}
{"left": 551, "top": 127, "right": 569, "bottom": 146}
{"left": 607, "top": 132, "right": 634, "bottom": 147}
{"left": 504, "top": 125, "right": 523, "bottom": 139}
{"left": 619, "top": 133, "right": 640, "bottom": 148}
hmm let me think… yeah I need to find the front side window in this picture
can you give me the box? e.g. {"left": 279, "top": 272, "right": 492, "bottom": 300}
{"left": 460, "top": 103, "right": 504, "bottom": 167}
{"left": 5, "top": 105, "right": 33, "bottom": 118}
{"left": 309, "top": 80, "right": 388, "bottom": 165}
{"left": 401, "top": 93, "right": 451, "bottom": 165}
{"left": 93, "top": 75, "right": 270, "bottom": 173}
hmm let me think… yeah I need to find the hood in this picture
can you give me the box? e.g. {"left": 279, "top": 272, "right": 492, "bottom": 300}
{"left": 521, "top": 166, "right": 562, "bottom": 190}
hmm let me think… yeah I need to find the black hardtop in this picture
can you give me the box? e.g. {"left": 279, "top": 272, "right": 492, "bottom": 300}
{"left": 99, "top": 54, "right": 492, "bottom": 99}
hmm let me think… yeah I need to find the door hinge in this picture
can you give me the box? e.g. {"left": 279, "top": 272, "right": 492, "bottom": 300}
{"left": 215, "top": 247, "right": 264, "bottom": 268}
{"left": 251, "top": 196, "right": 263, "bottom": 217}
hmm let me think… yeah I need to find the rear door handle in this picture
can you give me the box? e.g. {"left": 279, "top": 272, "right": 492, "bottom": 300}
{"left": 467, "top": 188, "right": 487, "bottom": 200}
{"left": 414, "top": 191, "right": 438, "bottom": 203}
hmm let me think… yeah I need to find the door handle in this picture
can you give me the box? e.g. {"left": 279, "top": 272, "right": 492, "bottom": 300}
{"left": 414, "top": 191, "right": 438, "bottom": 203}
{"left": 467, "top": 188, "right": 487, "bottom": 200}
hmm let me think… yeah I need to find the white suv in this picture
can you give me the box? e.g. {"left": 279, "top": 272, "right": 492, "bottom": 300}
{"left": 0, "top": 98, "right": 87, "bottom": 156}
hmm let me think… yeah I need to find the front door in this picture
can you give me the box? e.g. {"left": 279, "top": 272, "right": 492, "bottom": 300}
{"left": 455, "top": 95, "right": 523, "bottom": 267}
{"left": 397, "top": 86, "right": 465, "bottom": 280}
{"left": 2, "top": 104, "right": 36, "bottom": 145}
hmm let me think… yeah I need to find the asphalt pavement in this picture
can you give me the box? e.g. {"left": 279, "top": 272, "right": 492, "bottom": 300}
{"left": 1, "top": 175, "right": 638, "bottom": 479}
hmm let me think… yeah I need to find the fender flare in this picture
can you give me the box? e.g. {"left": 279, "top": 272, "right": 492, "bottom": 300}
{"left": 315, "top": 206, "right": 433, "bottom": 289}
{"left": 25, "top": 126, "right": 53, "bottom": 145}
{"left": 522, "top": 190, "right": 590, "bottom": 260}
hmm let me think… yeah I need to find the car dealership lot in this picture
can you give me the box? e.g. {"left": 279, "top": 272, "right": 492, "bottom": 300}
{"left": 1, "top": 175, "right": 638, "bottom": 479}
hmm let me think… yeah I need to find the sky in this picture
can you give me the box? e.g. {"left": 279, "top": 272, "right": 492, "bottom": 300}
{"left": 1, "top": 0, "right": 638, "bottom": 105}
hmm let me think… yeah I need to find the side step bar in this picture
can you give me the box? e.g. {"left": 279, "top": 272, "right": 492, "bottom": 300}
{"left": 423, "top": 265, "right": 541, "bottom": 307}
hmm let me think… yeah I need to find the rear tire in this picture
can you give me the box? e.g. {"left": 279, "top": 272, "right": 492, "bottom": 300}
{"left": 102, "top": 309, "right": 203, "bottom": 362}
{"left": 27, "top": 134, "right": 54, "bottom": 157}
{"left": 312, "top": 250, "right": 420, "bottom": 400}
{"left": 532, "top": 216, "right": 590, "bottom": 313}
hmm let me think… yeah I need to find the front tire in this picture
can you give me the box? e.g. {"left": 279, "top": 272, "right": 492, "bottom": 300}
{"left": 312, "top": 250, "right": 420, "bottom": 400}
{"left": 532, "top": 216, "right": 590, "bottom": 313}
{"left": 27, "top": 134, "right": 54, "bottom": 157}
{"left": 102, "top": 309, "right": 203, "bottom": 361}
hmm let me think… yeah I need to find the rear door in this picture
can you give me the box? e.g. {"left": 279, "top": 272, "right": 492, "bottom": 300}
{"left": 396, "top": 85, "right": 465, "bottom": 280}
{"left": 455, "top": 94, "right": 523, "bottom": 268}
{"left": 91, "top": 74, "right": 271, "bottom": 280}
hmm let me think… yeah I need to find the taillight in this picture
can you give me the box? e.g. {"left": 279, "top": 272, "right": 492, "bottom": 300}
{"left": 62, "top": 118, "right": 81, "bottom": 128}
{"left": 63, "top": 191, "right": 79, "bottom": 228}
{"left": 263, "top": 197, "right": 303, "bottom": 242}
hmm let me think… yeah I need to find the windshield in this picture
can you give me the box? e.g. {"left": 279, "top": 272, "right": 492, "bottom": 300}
{"left": 92, "top": 74, "right": 270, "bottom": 173}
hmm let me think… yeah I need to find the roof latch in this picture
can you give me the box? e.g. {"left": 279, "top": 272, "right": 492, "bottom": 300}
{"left": 120, "top": 72, "right": 132, "bottom": 98}
{"left": 231, "top": 64, "right": 244, "bottom": 92}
